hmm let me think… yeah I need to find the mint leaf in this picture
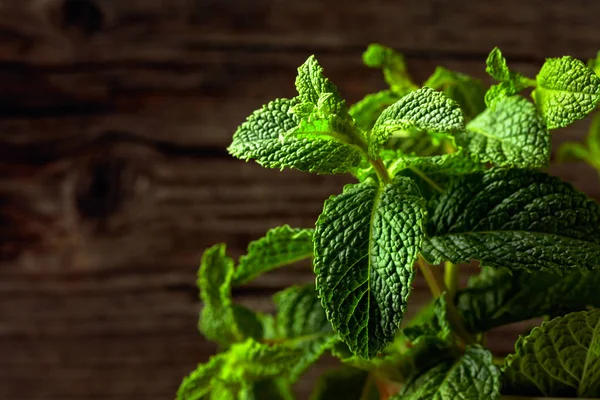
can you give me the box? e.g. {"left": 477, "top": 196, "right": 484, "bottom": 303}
{"left": 424, "top": 66, "right": 486, "bottom": 119}
{"left": 370, "top": 87, "right": 465, "bottom": 157}
{"left": 533, "top": 56, "right": 600, "bottom": 129}
{"left": 392, "top": 346, "right": 500, "bottom": 400}
{"left": 423, "top": 168, "right": 600, "bottom": 273}
{"left": 484, "top": 47, "right": 535, "bottom": 107}
{"left": 457, "top": 267, "right": 600, "bottom": 333}
{"left": 228, "top": 98, "right": 362, "bottom": 174}
{"left": 233, "top": 225, "right": 314, "bottom": 285}
{"left": 252, "top": 379, "right": 295, "bottom": 400}
{"left": 503, "top": 309, "right": 600, "bottom": 397}
{"left": 273, "top": 284, "right": 337, "bottom": 381}
{"left": 198, "top": 244, "right": 239, "bottom": 346}
{"left": 403, "top": 294, "right": 451, "bottom": 343}
{"left": 177, "top": 354, "right": 226, "bottom": 400}
{"left": 589, "top": 50, "right": 600, "bottom": 77}
{"left": 296, "top": 55, "right": 347, "bottom": 115}
{"left": 310, "top": 367, "right": 378, "bottom": 400}
{"left": 363, "top": 44, "right": 417, "bottom": 94}
{"left": 558, "top": 112, "right": 600, "bottom": 175}
{"left": 350, "top": 90, "right": 402, "bottom": 131}
{"left": 457, "top": 96, "right": 550, "bottom": 168}
{"left": 314, "top": 176, "right": 427, "bottom": 358}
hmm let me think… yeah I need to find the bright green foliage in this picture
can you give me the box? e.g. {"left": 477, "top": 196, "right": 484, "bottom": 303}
{"left": 423, "top": 168, "right": 600, "bottom": 273}
{"left": 589, "top": 51, "right": 600, "bottom": 77}
{"left": 369, "top": 87, "right": 465, "bottom": 157}
{"left": 392, "top": 346, "right": 500, "bottom": 400}
{"left": 350, "top": 90, "right": 402, "bottom": 131}
{"left": 228, "top": 98, "right": 362, "bottom": 174}
{"left": 533, "top": 56, "right": 600, "bottom": 129}
{"left": 503, "top": 309, "right": 600, "bottom": 398}
{"left": 558, "top": 112, "right": 600, "bottom": 177}
{"left": 233, "top": 225, "right": 314, "bottom": 285}
{"left": 177, "top": 339, "right": 302, "bottom": 400}
{"left": 424, "top": 66, "right": 486, "bottom": 119}
{"left": 484, "top": 47, "right": 536, "bottom": 107}
{"left": 198, "top": 244, "right": 240, "bottom": 346}
{"left": 457, "top": 267, "right": 600, "bottom": 333}
{"left": 363, "top": 43, "right": 418, "bottom": 94}
{"left": 457, "top": 95, "right": 550, "bottom": 168}
{"left": 314, "top": 177, "right": 426, "bottom": 359}
{"left": 310, "top": 367, "right": 379, "bottom": 400}
{"left": 273, "top": 284, "right": 337, "bottom": 381}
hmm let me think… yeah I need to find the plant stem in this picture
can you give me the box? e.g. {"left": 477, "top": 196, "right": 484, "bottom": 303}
{"left": 408, "top": 166, "right": 444, "bottom": 192}
{"left": 417, "top": 256, "right": 476, "bottom": 347}
{"left": 444, "top": 261, "right": 458, "bottom": 298}
{"left": 371, "top": 158, "right": 392, "bottom": 184}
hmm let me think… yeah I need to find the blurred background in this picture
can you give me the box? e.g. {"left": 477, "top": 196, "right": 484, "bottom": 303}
{"left": 1, "top": 1, "right": 600, "bottom": 399}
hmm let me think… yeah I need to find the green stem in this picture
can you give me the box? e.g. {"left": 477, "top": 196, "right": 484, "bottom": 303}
{"left": 417, "top": 256, "right": 476, "bottom": 347}
{"left": 409, "top": 166, "right": 444, "bottom": 192}
{"left": 371, "top": 158, "right": 392, "bottom": 184}
{"left": 444, "top": 261, "right": 458, "bottom": 298}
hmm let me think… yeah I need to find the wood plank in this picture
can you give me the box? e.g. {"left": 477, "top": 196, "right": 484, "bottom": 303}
{"left": 0, "top": 0, "right": 598, "bottom": 64}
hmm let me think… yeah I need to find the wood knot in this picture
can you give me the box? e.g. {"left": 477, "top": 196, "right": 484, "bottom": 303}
{"left": 60, "top": 0, "right": 104, "bottom": 38}
{"left": 76, "top": 158, "right": 130, "bottom": 220}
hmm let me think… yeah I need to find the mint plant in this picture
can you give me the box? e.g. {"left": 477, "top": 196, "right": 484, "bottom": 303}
{"left": 177, "top": 45, "right": 600, "bottom": 399}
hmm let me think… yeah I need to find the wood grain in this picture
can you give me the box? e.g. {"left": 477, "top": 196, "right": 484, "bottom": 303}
{"left": 1, "top": 1, "right": 600, "bottom": 399}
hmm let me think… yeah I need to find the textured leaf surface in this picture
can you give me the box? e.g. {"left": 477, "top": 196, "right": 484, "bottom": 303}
{"left": 228, "top": 98, "right": 362, "bottom": 174}
{"left": 425, "top": 66, "right": 486, "bottom": 119}
{"left": 486, "top": 47, "right": 511, "bottom": 81}
{"left": 295, "top": 55, "right": 348, "bottom": 115}
{"left": 533, "top": 56, "right": 600, "bottom": 129}
{"left": 457, "top": 267, "right": 600, "bottom": 333}
{"left": 198, "top": 244, "right": 239, "bottom": 346}
{"left": 458, "top": 96, "right": 550, "bottom": 168}
{"left": 393, "top": 346, "right": 500, "bottom": 400}
{"left": 484, "top": 47, "right": 535, "bottom": 107}
{"left": 370, "top": 87, "right": 465, "bottom": 157}
{"left": 423, "top": 168, "right": 600, "bottom": 273}
{"left": 314, "top": 177, "right": 426, "bottom": 358}
{"left": 363, "top": 43, "right": 417, "bottom": 93}
{"left": 503, "top": 309, "right": 600, "bottom": 397}
{"left": 350, "top": 90, "right": 402, "bottom": 131}
{"left": 233, "top": 225, "right": 314, "bottom": 285}
{"left": 273, "top": 284, "right": 336, "bottom": 381}
{"left": 177, "top": 354, "right": 226, "bottom": 400}
{"left": 310, "top": 367, "right": 378, "bottom": 400}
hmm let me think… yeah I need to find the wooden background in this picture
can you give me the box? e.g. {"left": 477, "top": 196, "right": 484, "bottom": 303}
{"left": 1, "top": 1, "right": 600, "bottom": 399}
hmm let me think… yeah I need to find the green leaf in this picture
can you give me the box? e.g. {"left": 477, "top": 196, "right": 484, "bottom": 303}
{"left": 233, "top": 225, "right": 314, "bottom": 285}
{"left": 350, "top": 90, "right": 403, "bottom": 131}
{"left": 370, "top": 87, "right": 465, "bottom": 157}
{"left": 457, "top": 96, "right": 550, "bottom": 168}
{"left": 457, "top": 267, "right": 600, "bottom": 333}
{"left": 422, "top": 168, "right": 600, "bottom": 273}
{"left": 310, "top": 367, "right": 378, "bottom": 400}
{"left": 177, "top": 354, "right": 226, "bottom": 400}
{"left": 403, "top": 294, "right": 451, "bottom": 343}
{"left": 589, "top": 50, "right": 600, "bottom": 77}
{"left": 424, "top": 66, "right": 486, "bottom": 119}
{"left": 503, "top": 309, "right": 600, "bottom": 397}
{"left": 557, "top": 113, "right": 600, "bottom": 175}
{"left": 533, "top": 56, "right": 600, "bottom": 129}
{"left": 228, "top": 98, "right": 362, "bottom": 174}
{"left": 252, "top": 379, "right": 295, "bottom": 400}
{"left": 484, "top": 48, "right": 536, "bottom": 108}
{"left": 392, "top": 346, "right": 500, "bottom": 400}
{"left": 314, "top": 176, "right": 427, "bottom": 359}
{"left": 198, "top": 244, "right": 239, "bottom": 346}
{"left": 273, "top": 284, "right": 337, "bottom": 381}
{"left": 363, "top": 43, "right": 417, "bottom": 93}
{"left": 295, "top": 55, "right": 348, "bottom": 115}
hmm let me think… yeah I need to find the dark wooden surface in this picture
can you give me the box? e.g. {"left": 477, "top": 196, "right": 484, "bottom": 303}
{"left": 1, "top": 1, "right": 600, "bottom": 399}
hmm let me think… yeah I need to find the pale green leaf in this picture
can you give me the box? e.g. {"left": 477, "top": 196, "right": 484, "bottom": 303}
{"left": 363, "top": 43, "right": 417, "bottom": 93}
{"left": 424, "top": 66, "right": 486, "bottom": 119}
{"left": 533, "top": 56, "right": 600, "bottom": 129}
{"left": 233, "top": 225, "right": 314, "bottom": 285}
{"left": 314, "top": 176, "right": 427, "bottom": 358}
{"left": 457, "top": 96, "right": 550, "bottom": 168}
{"left": 486, "top": 47, "right": 511, "bottom": 81}
{"left": 589, "top": 50, "right": 600, "bottom": 77}
{"left": 370, "top": 87, "right": 465, "bottom": 157}
{"left": 503, "top": 309, "right": 600, "bottom": 397}
{"left": 457, "top": 267, "right": 600, "bottom": 333}
{"left": 484, "top": 48, "right": 536, "bottom": 108}
{"left": 273, "top": 284, "right": 336, "bottom": 381}
{"left": 296, "top": 55, "right": 348, "bottom": 115}
{"left": 350, "top": 90, "right": 403, "bottom": 131}
{"left": 422, "top": 168, "right": 600, "bottom": 273}
{"left": 392, "top": 346, "right": 500, "bottom": 400}
{"left": 228, "top": 98, "right": 362, "bottom": 174}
